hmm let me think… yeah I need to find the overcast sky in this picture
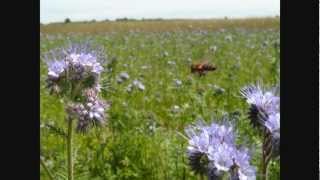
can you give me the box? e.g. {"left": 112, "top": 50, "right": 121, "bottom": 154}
{"left": 41, "top": 0, "right": 279, "bottom": 24}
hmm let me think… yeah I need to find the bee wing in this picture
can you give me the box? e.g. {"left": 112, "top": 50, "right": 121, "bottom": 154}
{"left": 202, "top": 60, "right": 209, "bottom": 64}
{"left": 198, "top": 60, "right": 209, "bottom": 69}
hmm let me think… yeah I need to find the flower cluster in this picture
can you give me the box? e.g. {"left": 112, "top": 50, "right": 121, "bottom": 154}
{"left": 240, "top": 84, "right": 279, "bottom": 131}
{"left": 44, "top": 42, "right": 109, "bottom": 132}
{"left": 44, "top": 42, "right": 106, "bottom": 97}
{"left": 126, "top": 79, "right": 145, "bottom": 92}
{"left": 240, "top": 84, "right": 280, "bottom": 157}
{"left": 67, "top": 89, "right": 110, "bottom": 132}
{"left": 185, "top": 120, "right": 256, "bottom": 180}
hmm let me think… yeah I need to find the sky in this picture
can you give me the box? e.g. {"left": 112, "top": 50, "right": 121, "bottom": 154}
{"left": 40, "top": 0, "right": 280, "bottom": 24}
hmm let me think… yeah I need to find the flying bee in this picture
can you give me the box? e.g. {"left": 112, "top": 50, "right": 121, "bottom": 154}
{"left": 191, "top": 60, "right": 217, "bottom": 76}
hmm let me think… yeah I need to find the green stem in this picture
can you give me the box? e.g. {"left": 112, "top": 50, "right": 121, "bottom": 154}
{"left": 67, "top": 118, "right": 74, "bottom": 180}
{"left": 261, "top": 158, "right": 267, "bottom": 180}
{"left": 40, "top": 157, "right": 55, "bottom": 180}
{"left": 261, "top": 130, "right": 270, "bottom": 180}
{"left": 199, "top": 174, "right": 204, "bottom": 180}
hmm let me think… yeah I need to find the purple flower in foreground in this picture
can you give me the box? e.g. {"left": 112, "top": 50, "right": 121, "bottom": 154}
{"left": 185, "top": 120, "right": 256, "bottom": 179}
{"left": 241, "top": 83, "right": 280, "bottom": 161}
{"left": 208, "top": 143, "right": 256, "bottom": 180}
{"left": 232, "top": 148, "right": 256, "bottom": 180}
{"left": 264, "top": 113, "right": 280, "bottom": 133}
{"left": 208, "top": 143, "right": 235, "bottom": 172}
{"left": 258, "top": 111, "right": 280, "bottom": 158}
{"left": 240, "top": 84, "right": 279, "bottom": 130}
{"left": 185, "top": 120, "right": 225, "bottom": 176}
{"left": 240, "top": 84, "right": 279, "bottom": 115}
{"left": 66, "top": 52, "right": 104, "bottom": 76}
{"left": 47, "top": 60, "right": 67, "bottom": 79}
{"left": 44, "top": 41, "right": 107, "bottom": 97}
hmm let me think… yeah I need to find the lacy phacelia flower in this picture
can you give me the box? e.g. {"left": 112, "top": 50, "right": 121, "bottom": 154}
{"left": 241, "top": 84, "right": 280, "bottom": 159}
{"left": 208, "top": 143, "right": 256, "bottom": 180}
{"left": 208, "top": 142, "right": 235, "bottom": 172}
{"left": 258, "top": 111, "right": 280, "bottom": 158}
{"left": 68, "top": 89, "right": 110, "bottom": 132}
{"left": 264, "top": 112, "right": 280, "bottom": 133}
{"left": 47, "top": 60, "right": 67, "bottom": 79}
{"left": 240, "top": 84, "right": 280, "bottom": 129}
{"left": 67, "top": 95, "right": 110, "bottom": 132}
{"left": 232, "top": 148, "right": 256, "bottom": 180}
{"left": 65, "top": 52, "right": 103, "bottom": 80}
{"left": 240, "top": 84, "right": 279, "bottom": 115}
{"left": 185, "top": 120, "right": 256, "bottom": 180}
{"left": 44, "top": 42, "right": 106, "bottom": 96}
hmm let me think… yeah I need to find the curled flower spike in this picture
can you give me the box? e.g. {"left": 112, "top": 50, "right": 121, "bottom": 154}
{"left": 240, "top": 84, "right": 279, "bottom": 115}
{"left": 257, "top": 111, "right": 280, "bottom": 158}
{"left": 263, "top": 113, "right": 280, "bottom": 134}
{"left": 240, "top": 84, "right": 280, "bottom": 130}
{"left": 67, "top": 96, "right": 110, "bottom": 133}
{"left": 240, "top": 83, "right": 280, "bottom": 169}
{"left": 187, "top": 151, "right": 210, "bottom": 176}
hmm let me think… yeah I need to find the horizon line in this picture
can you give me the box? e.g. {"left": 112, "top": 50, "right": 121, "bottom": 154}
{"left": 41, "top": 15, "right": 280, "bottom": 25}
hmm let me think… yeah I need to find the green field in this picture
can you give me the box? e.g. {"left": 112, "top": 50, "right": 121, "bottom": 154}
{"left": 40, "top": 18, "right": 280, "bottom": 180}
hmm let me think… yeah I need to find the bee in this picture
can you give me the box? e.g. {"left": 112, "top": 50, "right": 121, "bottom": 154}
{"left": 191, "top": 60, "right": 217, "bottom": 76}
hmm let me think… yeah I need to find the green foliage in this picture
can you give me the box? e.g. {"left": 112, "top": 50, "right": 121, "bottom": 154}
{"left": 65, "top": 18, "right": 71, "bottom": 24}
{"left": 40, "top": 23, "right": 280, "bottom": 179}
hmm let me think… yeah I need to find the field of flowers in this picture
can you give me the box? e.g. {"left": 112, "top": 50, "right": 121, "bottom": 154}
{"left": 40, "top": 18, "right": 280, "bottom": 180}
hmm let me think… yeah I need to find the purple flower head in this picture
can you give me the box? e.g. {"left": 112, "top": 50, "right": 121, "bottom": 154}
{"left": 47, "top": 60, "right": 67, "bottom": 79}
{"left": 232, "top": 148, "right": 256, "bottom": 180}
{"left": 185, "top": 120, "right": 255, "bottom": 179}
{"left": 264, "top": 112, "right": 280, "bottom": 133}
{"left": 208, "top": 121, "right": 236, "bottom": 146}
{"left": 66, "top": 52, "right": 104, "bottom": 76}
{"left": 208, "top": 144, "right": 256, "bottom": 180}
{"left": 64, "top": 88, "right": 111, "bottom": 133}
{"left": 241, "top": 83, "right": 280, "bottom": 162}
{"left": 240, "top": 84, "right": 279, "bottom": 115}
{"left": 185, "top": 120, "right": 225, "bottom": 176}
{"left": 68, "top": 98, "right": 110, "bottom": 133}
{"left": 240, "top": 84, "right": 280, "bottom": 131}
{"left": 43, "top": 41, "right": 107, "bottom": 97}
{"left": 208, "top": 143, "right": 235, "bottom": 172}
{"left": 185, "top": 120, "right": 211, "bottom": 154}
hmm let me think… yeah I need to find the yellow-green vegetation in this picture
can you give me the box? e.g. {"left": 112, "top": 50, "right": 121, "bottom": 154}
{"left": 41, "top": 17, "right": 279, "bottom": 34}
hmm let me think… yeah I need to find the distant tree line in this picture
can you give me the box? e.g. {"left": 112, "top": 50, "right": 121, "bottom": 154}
{"left": 63, "top": 17, "right": 165, "bottom": 24}
{"left": 115, "top": 17, "right": 165, "bottom": 21}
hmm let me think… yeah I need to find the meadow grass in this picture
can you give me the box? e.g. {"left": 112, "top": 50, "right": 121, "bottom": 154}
{"left": 41, "top": 17, "right": 279, "bottom": 34}
{"left": 40, "top": 18, "right": 280, "bottom": 180}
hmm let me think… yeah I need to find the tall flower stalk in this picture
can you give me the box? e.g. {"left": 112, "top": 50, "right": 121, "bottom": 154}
{"left": 240, "top": 84, "right": 280, "bottom": 180}
{"left": 40, "top": 156, "right": 55, "bottom": 180}
{"left": 67, "top": 118, "right": 73, "bottom": 180}
{"left": 43, "top": 41, "right": 110, "bottom": 180}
